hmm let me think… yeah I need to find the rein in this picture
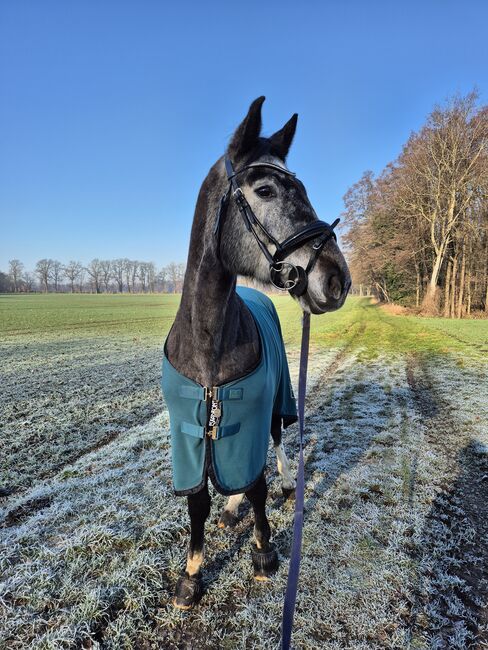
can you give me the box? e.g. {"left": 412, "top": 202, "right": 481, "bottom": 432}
{"left": 215, "top": 157, "right": 340, "bottom": 297}
{"left": 281, "top": 311, "right": 310, "bottom": 650}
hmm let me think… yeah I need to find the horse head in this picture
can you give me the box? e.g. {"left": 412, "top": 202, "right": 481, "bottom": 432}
{"left": 215, "top": 96, "right": 351, "bottom": 314}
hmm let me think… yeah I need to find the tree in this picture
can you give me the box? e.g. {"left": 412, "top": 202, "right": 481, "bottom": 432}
{"left": 147, "top": 262, "right": 156, "bottom": 292}
{"left": 23, "top": 272, "right": 35, "bottom": 292}
{"left": 123, "top": 259, "right": 133, "bottom": 293}
{"left": 137, "top": 262, "right": 148, "bottom": 293}
{"left": 85, "top": 259, "right": 103, "bottom": 294}
{"left": 99, "top": 260, "right": 113, "bottom": 293}
{"left": 111, "top": 258, "right": 126, "bottom": 293}
{"left": 64, "top": 261, "right": 83, "bottom": 293}
{"left": 167, "top": 262, "right": 179, "bottom": 293}
{"left": 158, "top": 266, "right": 168, "bottom": 292}
{"left": 35, "top": 259, "right": 53, "bottom": 292}
{"left": 396, "top": 91, "right": 488, "bottom": 311}
{"left": 52, "top": 260, "right": 63, "bottom": 292}
{"left": 342, "top": 90, "right": 488, "bottom": 317}
{"left": 8, "top": 259, "right": 24, "bottom": 292}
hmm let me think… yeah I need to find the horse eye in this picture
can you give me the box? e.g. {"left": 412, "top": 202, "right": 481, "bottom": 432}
{"left": 255, "top": 185, "right": 273, "bottom": 198}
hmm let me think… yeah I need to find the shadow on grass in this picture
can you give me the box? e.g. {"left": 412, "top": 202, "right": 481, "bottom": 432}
{"left": 408, "top": 440, "right": 488, "bottom": 649}
{"left": 201, "top": 378, "right": 402, "bottom": 589}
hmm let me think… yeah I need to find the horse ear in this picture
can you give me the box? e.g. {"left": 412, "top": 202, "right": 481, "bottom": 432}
{"left": 227, "top": 96, "right": 265, "bottom": 159}
{"left": 269, "top": 113, "right": 298, "bottom": 161}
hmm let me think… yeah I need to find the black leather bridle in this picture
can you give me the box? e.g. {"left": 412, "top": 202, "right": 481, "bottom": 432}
{"left": 214, "top": 156, "right": 340, "bottom": 297}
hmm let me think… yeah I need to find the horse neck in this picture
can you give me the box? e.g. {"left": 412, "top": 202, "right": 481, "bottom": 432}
{"left": 166, "top": 168, "right": 259, "bottom": 386}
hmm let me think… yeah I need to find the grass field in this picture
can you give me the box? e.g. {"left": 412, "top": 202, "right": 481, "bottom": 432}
{"left": 1, "top": 293, "right": 487, "bottom": 649}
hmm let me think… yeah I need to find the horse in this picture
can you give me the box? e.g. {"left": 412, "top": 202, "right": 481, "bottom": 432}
{"left": 161, "top": 96, "right": 350, "bottom": 609}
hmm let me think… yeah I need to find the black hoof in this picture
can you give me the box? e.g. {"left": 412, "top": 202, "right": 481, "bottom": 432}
{"left": 282, "top": 487, "right": 296, "bottom": 501}
{"left": 172, "top": 572, "right": 203, "bottom": 610}
{"left": 218, "top": 510, "right": 239, "bottom": 529}
{"left": 251, "top": 542, "right": 279, "bottom": 581}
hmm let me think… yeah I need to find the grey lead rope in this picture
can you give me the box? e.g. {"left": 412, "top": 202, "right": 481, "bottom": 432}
{"left": 281, "top": 311, "right": 310, "bottom": 650}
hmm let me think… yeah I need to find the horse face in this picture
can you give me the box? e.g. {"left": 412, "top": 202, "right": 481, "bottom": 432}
{"left": 220, "top": 97, "right": 351, "bottom": 314}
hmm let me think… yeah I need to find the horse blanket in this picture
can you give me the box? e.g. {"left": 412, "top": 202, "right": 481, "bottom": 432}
{"left": 161, "top": 286, "right": 297, "bottom": 496}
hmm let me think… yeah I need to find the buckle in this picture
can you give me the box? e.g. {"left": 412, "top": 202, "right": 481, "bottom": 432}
{"left": 203, "top": 387, "right": 212, "bottom": 401}
{"left": 203, "top": 386, "right": 220, "bottom": 401}
{"left": 206, "top": 426, "right": 219, "bottom": 440}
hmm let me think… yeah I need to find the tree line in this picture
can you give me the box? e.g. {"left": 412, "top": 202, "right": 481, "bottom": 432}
{"left": 341, "top": 90, "right": 488, "bottom": 317}
{"left": 1, "top": 259, "right": 186, "bottom": 294}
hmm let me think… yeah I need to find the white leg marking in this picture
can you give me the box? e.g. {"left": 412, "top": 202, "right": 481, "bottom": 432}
{"left": 254, "top": 527, "right": 261, "bottom": 549}
{"left": 186, "top": 548, "right": 204, "bottom": 576}
{"left": 275, "top": 443, "right": 296, "bottom": 490}
{"left": 224, "top": 493, "right": 244, "bottom": 515}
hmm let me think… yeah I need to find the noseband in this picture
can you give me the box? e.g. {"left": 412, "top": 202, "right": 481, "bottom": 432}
{"left": 214, "top": 156, "right": 340, "bottom": 297}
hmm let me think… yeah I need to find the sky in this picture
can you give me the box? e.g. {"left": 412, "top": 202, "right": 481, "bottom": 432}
{"left": 1, "top": 0, "right": 487, "bottom": 272}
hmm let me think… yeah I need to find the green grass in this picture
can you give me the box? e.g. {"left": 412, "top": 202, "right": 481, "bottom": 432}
{"left": 0, "top": 293, "right": 181, "bottom": 338}
{"left": 1, "top": 293, "right": 487, "bottom": 360}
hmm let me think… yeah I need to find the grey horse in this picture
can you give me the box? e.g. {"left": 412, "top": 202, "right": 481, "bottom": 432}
{"left": 163, "top": 96, "right": 350, "bottom": 608}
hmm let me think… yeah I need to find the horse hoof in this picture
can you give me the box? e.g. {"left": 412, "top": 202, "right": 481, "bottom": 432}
{"left": 172, "top": 572, "right": 203, "bottom": 610}
{"left": 282, "top": 487, "right": 296, "bottom": 501}
{"left": 218, "top": 510, "right": 239, "bottom": 529}
{"left": 251, "top": 542, "right": 278, "bottom": 581}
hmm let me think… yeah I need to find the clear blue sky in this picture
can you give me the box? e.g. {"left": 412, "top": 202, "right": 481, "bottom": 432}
{"left": 1, "top": 0, "right": 487, "bottom": 271}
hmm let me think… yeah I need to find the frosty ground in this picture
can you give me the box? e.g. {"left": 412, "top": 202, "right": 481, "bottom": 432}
{"left": 0, "top": 294, "right": 487, "bottom": 649}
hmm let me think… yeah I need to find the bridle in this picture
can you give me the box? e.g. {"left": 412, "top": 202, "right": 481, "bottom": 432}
{"left": 214, "top": 156, "right": 340, "bottom": 297}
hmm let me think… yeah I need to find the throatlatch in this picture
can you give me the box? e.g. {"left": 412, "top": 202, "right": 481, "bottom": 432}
{"left": 214, "top": 156, "right": 340, "bottom": 297}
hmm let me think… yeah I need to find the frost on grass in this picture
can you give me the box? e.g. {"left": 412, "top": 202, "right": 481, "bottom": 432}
{"left": 0, "top": 334, "right": 166, "bottom": 492}
{"left": 1, "top": 330, "right": 488, "bottom": 648}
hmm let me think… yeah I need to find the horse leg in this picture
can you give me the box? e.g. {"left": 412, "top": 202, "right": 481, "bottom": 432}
{"left": 218, "top": 493, "right": 244, "bottom": 528}
{"left": 271, "top": 415, "right": 296, "bottom": 500}
{"left": 173, "top": 482, "right": 211, "bottom": 609}
{"left": 245, "top": 472, "right": 278, "bottom": 581}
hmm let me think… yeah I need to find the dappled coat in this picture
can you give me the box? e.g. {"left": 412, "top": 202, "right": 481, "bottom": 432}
{"left": 161, "top": 286, "right": 297, "bottom": 496}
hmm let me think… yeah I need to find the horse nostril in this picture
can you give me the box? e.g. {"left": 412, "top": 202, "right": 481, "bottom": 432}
{"left": 327, "top": 274, "right": 342, "bottom": 300}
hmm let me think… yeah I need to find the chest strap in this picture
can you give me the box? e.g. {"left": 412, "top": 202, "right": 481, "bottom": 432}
{"left": 179, "top": 386, "right": 244, "bottom": 401}
{"left": 181, "top": 421, "right": 241, "bottom": 440}
{"left": 178, "top": 384, "right": 243, "bottom": 440}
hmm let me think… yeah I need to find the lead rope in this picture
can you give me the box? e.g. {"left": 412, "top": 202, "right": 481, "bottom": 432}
{"left": 281, "top": 311, "right": 310, "bottom": 650}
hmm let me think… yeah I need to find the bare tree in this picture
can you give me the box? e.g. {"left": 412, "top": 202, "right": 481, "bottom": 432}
{"left": 111, "top": 258, "right": 126, "bottom": 293}
{"left": 343, "top": 90, "right": 488, "bottom": 316}
{"left": 131, "top": 261, "right": 138, "bottom": 293}
{"left": 100, "top": 260, "right": 113, "bottom": 293}
{"left": 64, "top": 261, "right": 83, "bottom": 293}
{"left": 396, "top": 91, "right": 488, "bottom": 311}
{"left": 78, "top": 267, "right": 85, "bottom": 293}
{"left": 177, "top": 263, "right": 186, "bottom": 292}
{"left": 23, "top": 272, "right": 35, "bottom": 292}
{"left": 85, "top": 259, "right": 103, "bottom": 294}
{"left": 8, "top": 259, "right": 24, "bottom": 292}
{"left": 52, "top": 260, "right": 63, "bottom": 292}
{"left": 137, "top": 262, "right": 148, "bottom": 293}
{"left": 123, "top": 259, "right": 132, "bottom": 293}
{"left": 147, "top": 262, "right": 156, "bottom": 292}
{"left": 167, "top": 262, "right": 179, "bottom": 293}
{"left": 35, "top": 259, "right": 53, "bottom": 293}
{"left": 158, "top": 266, "right": 168, "bottom": 292}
